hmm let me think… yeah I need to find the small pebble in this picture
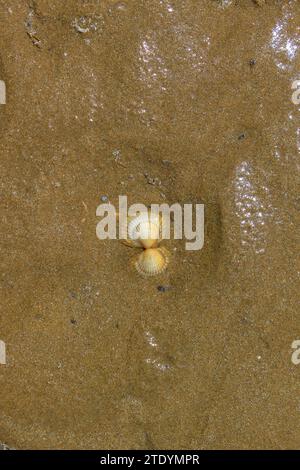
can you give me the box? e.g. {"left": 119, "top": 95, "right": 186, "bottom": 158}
{"left": 70, "top": 318, "right": 77, "bottom": 325}
{"left": 249, "top": 59, "right": 256, "bottom": 67}
{"left": 114, "top": 2, "right": 127, "bottom": 11}
{"left": 100, "top": 195, "right": 108, "bottom": 202}
{"left": 238, "top": 133, "right": 246, "bottom": 141}
{"left": 157, "top": 285, "right": 171, "bottom": 293}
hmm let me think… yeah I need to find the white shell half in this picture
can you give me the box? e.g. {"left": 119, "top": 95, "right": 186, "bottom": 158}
{"left": 127, "top": 212, "right": 162, "bottom": 249}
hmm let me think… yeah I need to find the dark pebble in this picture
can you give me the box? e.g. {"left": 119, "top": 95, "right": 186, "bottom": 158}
{"left": 157, "top": 285, "right": 171, "bottom": 293}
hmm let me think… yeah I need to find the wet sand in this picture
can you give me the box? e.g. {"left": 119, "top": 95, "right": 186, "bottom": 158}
{"left": 0, "top": 0, "right": 299, "bottom": 449}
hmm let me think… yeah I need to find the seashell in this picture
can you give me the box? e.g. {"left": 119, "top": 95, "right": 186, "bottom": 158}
{"left": 134, "top": 247, "right": 169, "bottom": 276}
{"left": 126, "top": 211, "right": 163, "bottom": 249}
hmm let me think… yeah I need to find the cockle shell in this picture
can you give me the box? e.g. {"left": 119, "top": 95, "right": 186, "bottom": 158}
{"left": 126, "top": 212, "right": 163, "bottom": 249}
{"left": 134, "top": 247, "right": 169, "bottom": 276}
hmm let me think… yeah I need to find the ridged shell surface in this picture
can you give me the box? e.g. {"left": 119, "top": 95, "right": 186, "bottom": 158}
{"left": 127, "top": 212, "right": 161, "bottom": 249}
{"left": 134, "top": 247, "right": 169, "bottom": 276}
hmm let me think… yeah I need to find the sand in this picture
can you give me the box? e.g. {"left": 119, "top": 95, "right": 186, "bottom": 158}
{"left": 0, "top": 0, "right": 299, "bottom": 449}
